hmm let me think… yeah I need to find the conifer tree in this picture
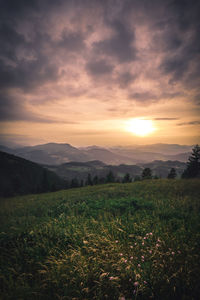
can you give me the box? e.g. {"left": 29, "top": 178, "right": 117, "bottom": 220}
{"left": 122, "top": 173, "right": 132, "bottom": 183}
{"left": 86, "top": 173, "right": 93, "bottom": 185}
{"left": 106, "top": 170, "right": 115, "bottom": 183}
{"left": 142, "top": 168, "right": 152, "bottom": 179}
{"left": 167, "top": 168, "right": 177, "bottom": 179}
{"left": 182, "top": 144, "right": 200, "bottom": 178}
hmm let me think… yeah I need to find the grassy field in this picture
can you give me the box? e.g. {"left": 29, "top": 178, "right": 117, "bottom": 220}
{"left": 0, "top": 179, "right": 200, "bottom": 299}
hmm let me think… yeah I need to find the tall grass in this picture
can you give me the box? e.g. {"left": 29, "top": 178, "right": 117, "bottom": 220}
{"left": 0, "top": 179, "right": 200, "bottom": 299}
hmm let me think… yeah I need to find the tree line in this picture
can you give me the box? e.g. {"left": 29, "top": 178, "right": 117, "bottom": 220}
{"left": 67, "top": 145, "right": 200, "bottom": 188}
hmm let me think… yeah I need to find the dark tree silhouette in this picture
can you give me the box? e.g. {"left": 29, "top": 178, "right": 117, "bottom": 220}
{"left": 142, "top": 168, "right": 152, "bottom": 179}
{"left": 70, "top": 178, "right": 79, "bottom": 188}
{"left": 93, "top": 175, "right": 99, "bottom": 185}
{"left": 86, "top": 173, "right": 93, "bottom": 185}
{"left": 182, "top": 144, "right": 200, "bottom": 178}
{"left": 106, "top": 170, "right": 115, "bottom": 183}
{"left": 122, "top": 173, "right": 132, "bottom": 183}
{"left": 167, "top": 168, "right": 177, "bottom": 179}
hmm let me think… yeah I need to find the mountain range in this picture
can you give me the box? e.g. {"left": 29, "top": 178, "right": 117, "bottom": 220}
{"left": 0, "top": 142, "right": 192, "bottom": 165}
{"left": 0, "top": 149, "right": 187, "bottom": 197}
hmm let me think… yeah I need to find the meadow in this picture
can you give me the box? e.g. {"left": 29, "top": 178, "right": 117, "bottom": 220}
{"left": 0, "top": 179, "right": 200, "bottom": 299}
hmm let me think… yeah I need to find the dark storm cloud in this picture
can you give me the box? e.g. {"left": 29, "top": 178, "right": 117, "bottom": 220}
{"left": 0, "top": 90, "right": 77, "bottom": 123}
{"left": 117, "top": 72, "right": 136, "bottom": 88}
{"left": 128, "top": 92, "right": 158, "bottom": 103}
{"left": 58, "top": 30, "right": 86, "bottom": 52}
{"left": 0, "top": 57, "right": 59, "bottom": 91}
{"left": 158, "top": 0, "right": 200, "bottom": 83}
{"left": 86, "top": 59, "right": 114, "bottom": 77}
{"left": 0, "top": 0, "right": 200, "bottom": 126}
{"left": 0, "top": 93, "right": 57, "bottom": 123}
{"left": 93, "top": 20, "right": 136, "bottom": 63}
{"left": 0, "top": 23, "right": 26, "bottom": 61}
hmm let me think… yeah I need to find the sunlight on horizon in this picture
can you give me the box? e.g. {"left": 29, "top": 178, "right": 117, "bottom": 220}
{"left": 125, "top": 119, "right": 156, "bottom": 136}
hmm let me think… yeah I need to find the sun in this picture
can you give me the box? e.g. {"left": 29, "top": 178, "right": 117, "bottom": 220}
{"left": 126, "top": 118, "right": 156, "bottom": 136}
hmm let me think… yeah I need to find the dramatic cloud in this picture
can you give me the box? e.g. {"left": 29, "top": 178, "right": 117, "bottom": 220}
{"left": 93, "top": 20, "right": 136, "bottom": 63}
{"left": 0, "top": 0, "right": 199, "bottom": 146}
{"left": 86, "top": 59, "right": 114, "bottom": 77}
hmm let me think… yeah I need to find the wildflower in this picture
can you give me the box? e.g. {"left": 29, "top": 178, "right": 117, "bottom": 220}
{"left": 157, "top": 238, "right": 161, "bottom": 242}
{"left": 141, "top": 256, "right": 144, "bottom": 259}
{"left": 115, "top": 240, "right": 119, "bottom": 243}
{"left": 156, "top": 244, "right": 160, "bottom": 247}
{"left": 146, "top": 233, "right": 149, "bottom": 236}
{"left": 120, "top": 253, "right": 123, "bottom": 256}
{"left": 142, "top": 242, "right": 144, "bottom": 245}
{"left": 134, "top": 242, "right": 137, "bottom": 245}
{"left": 130, "top": 245, "right": 133, "bottom": 249}
{"left": 171, "top": 252, "right": 175, "bottom": 255}
{"left": 144, "top": 281, "right": 147, "bottom": 284}
{"left": 124, "top": 259, "right": 127, "bottom": 263}
{"left": 134, "top": 281, "right": 139, "bottom": 287}
{"left": 150, "top": 232, "right": 153, "bottom": 235}
{"left": 144, "top": 237, "right": 147, "bottom": 240}
{"left": 130, "top": 256, "right": 133, "bottom": 260}
{"left": 149, "top": 250, "right": 152, "bottom": 254}
{"left": 109, "top": 276, "right": 119, "bottom": 280}
{"left": 138, "top": 264, "right": 141, "bottom": 267}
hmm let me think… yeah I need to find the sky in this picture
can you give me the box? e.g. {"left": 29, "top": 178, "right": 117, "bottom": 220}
{"left": 0, "top": 0, "right": 200, "bottom": 147}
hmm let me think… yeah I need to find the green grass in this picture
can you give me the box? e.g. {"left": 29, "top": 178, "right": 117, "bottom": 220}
{"left": 0, "top": 179, "right": 200, "bottom": 299}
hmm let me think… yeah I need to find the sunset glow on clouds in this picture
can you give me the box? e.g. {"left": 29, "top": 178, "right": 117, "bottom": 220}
{"left": 0, "top": 0, "right": 200, "bottom": 146}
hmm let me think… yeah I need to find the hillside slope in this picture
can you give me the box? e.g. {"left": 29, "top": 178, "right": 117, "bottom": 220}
{"left": 0, "top": 179, "right": 200, "bottom": 299}
{"left": 0, "top": 151, "right": 65, "bottom": 197}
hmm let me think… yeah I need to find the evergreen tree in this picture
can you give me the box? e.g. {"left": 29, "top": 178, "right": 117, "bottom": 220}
{"left": 106, "top": 170, "right": 115, "bottom": 183}
{"left": 142, "top": 168, "right": 152, "bottom": 179}
{"left": 86, "top": 173, "right": 93, "bottom": 185}
{"left": 167, "top": 168, "right": 177, "bottom": 179}
{"left": 70, "top": 178, "right": 79, "bottom": 188}
{"left": 122, "top": 173, "right": 132, "bottom": 183}
{"left": 93, "top": 175, "right": 99, "bottom": 185}
{"left": 182, "top": 144, "right": 200, "bottom": 178}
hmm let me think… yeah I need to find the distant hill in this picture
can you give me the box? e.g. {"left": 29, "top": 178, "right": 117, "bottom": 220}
{"left": 0, "top": 142, "right": 192, "bottom": 165}
{"left": 47, "top": 160, "right": 142, "bottom": 182}
{"left": 0, "top": 151, "right": 66, "bottom": 197}
{"left": 13, "top": 143, "right": 91, "bottom": 165}
{"left": 46, "top": 159, "right": 186, "bottom": 182}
